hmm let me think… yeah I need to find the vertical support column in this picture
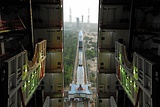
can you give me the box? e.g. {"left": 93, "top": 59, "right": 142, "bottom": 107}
{"left": 117, "top": 87, "right": 125, "bottom": 107}
{"left": 109, "top": 8, "right": 116, "bottom": 23}
{"left": 0, "top": 12, "right": 2, "bottom": 28}
{"left": 124, "top": 93, "right": 128, "bottom": 107}
{"left": 158, "top": 44, "right": 160, "bottom": 56}
{"left": 128, "top": 0, "right": 136, "bottom": 61}
{"left": 27, "top": 0, "right": 34, "bottom": 60}
{"left": 1, "top": 42, "right": 5, "bottom": 54}
{"left": 134, "top": 87, "right": 141, "bottom": 107}
{"left": 27, "top": 93, "right": 37, "bottom": 107}
{"left": 19, "top": 87, "right": 26, "bottom": 107}
{"left": 124, "top": 93, "right": 134, "bottom": 107}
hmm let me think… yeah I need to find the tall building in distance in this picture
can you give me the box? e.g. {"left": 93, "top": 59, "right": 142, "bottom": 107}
{"left": 76, "top": 17, "right": 80, "bottom": 30}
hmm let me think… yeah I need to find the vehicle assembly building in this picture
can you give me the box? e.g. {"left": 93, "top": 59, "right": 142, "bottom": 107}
{"left": 0, "top": 0, "right": 160, "bottom": 107}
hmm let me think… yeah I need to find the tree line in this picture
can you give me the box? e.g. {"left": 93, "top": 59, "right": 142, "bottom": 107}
{"left": 64, "top": 30, "right": 77, "bottom": 87}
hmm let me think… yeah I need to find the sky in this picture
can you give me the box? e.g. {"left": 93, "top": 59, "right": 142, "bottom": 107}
{"left": 63, "top": 0, "right": 99, "bottom": 23}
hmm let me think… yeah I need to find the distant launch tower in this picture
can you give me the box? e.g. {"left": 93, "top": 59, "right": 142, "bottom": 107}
{"left": 69, "top": 7, "right": 72, "bottom": 22}
{"left": 81, "top": 15, "right": 83, "bottom": 30}
{"left": 69, "top": 7, "right": 72, "bottom": 28}
{"left": 82, "top": 15, "right": 83, "bottom": 24}
{"left": 87, "top": 8, "right": 90, "bottom": 24}
{"left": 87, "top": 8, "right": 90, "bottom": 31}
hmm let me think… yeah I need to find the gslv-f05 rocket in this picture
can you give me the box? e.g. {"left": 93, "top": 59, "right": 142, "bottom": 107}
{"left": 76, "top": 30, "right": 85, "bottom": 90}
